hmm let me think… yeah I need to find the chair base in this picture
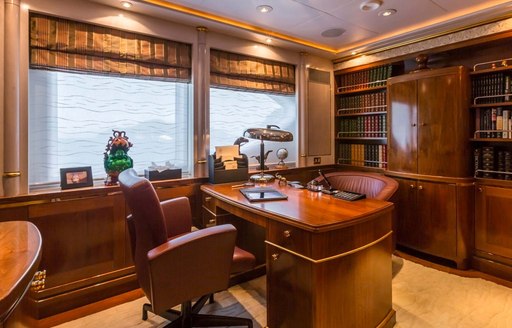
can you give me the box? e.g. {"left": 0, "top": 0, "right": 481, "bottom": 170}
{"left": 142, "top": 295, "right": 253, "bottom": 328}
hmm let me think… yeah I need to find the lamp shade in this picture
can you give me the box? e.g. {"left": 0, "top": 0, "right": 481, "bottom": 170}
{"left": 243, "top": 125, "right": 293, "bottom": 142}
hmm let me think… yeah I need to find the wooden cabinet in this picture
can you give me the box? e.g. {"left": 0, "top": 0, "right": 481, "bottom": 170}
{"left": 388, "top": 66, "right": 473, "bottom": 267}
{"left": 388, "top": 66, "right": 472, "bottom": 177}
{"left": 473, "top": 183, "right": 512, "bottom": 280}
{"left": 394, "top": 177, "right": 473, "bottom": 268}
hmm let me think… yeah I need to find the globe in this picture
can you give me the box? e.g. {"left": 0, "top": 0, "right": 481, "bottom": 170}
{"left": 276, "top": 148, "right": 288, "bottom": 168}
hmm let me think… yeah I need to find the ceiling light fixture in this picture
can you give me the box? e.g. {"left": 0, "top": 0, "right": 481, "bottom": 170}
{"left": 351, "top": 51, "right": 358, "bottom": 55}
{"left": 378, "top": 9, "right": 397, "bottom": 17}
{"left": 359, "top": 0, "right": 382, "bottom": 12}
{"left": 265, "top": 37, "right": 272, "bottom": 44}
{"left": 257, "top": 5, "right": 273, "bottom": 13}
{"left": 121, "top": 1, "right": 132, "bottom": 8}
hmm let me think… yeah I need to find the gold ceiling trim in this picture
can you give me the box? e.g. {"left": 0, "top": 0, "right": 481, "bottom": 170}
{"left": 333, "top": 11, "right": 512, "bottom": 63}
{"left": 140, "top": 0, "right": 338, "bottom": 53}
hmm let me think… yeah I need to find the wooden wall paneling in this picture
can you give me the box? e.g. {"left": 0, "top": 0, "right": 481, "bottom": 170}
{"left": 26, "top": 193, "right": 136, "bottom": 318}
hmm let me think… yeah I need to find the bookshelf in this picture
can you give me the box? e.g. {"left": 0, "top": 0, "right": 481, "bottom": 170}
{"left": 470, "top": 58, "right": 512, "bottom": 181}
{"left": 334, "top": 63, "right": 403, "bottom": 169}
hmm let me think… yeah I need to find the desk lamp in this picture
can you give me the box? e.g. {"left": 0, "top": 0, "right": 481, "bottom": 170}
{"left": 243, "top": 125, "right": 293, "bottom": 183}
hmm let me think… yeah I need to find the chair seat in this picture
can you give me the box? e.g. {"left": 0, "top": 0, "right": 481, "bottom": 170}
{"left": 232, "top": 246, "right": 256, "bottom": 274}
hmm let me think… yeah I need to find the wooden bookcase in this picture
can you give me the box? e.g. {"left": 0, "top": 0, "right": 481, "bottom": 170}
{"left": 470, "top": 57, "right": 512, "bottom": 281}
{"left": 334, "top": 63, "right": 403, "bottom": 170}
{"left": 470, "top": 61, "right": 512, "bottom": 181}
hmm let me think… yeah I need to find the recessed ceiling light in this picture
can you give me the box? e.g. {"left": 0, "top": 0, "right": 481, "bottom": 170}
{"left": 265, "top": 37, "right": 272, "bottom": 44}
{"left": 359, "top": 0, "right": 382, "bottom": 12}
{"left": 378, "top": 9, "right": 397, "bottom": 17}
{"left": 321, "top": 28, "right": 345, "bottom": 38}
{"left": 351, "top": 51, "right": 358, "bottom": 55}
{"left": 257, "top": 5, "right": 273, "bottom": 13}
{"left": 121, "top": 1, "right": 132, "bottom": 8}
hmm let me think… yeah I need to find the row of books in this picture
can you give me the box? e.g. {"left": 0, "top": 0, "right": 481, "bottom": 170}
{"left": 474, "top": 147, "right": 512, "bottom": 180}
{"left": 338, "top": 115, "right": 387, "bottom": 138}
{"left": 471, "top": 72, "right": 512, "bottom": 104}
{"left": 337, "top": 91, "right": 386, "bottom": 115}
{"left": 336, "top": 64, "right": 394, "bottom": 92}
{"left": 338, "top": 144, "right": 387, "bottom": 168}
{"left": 474, "top": 107, "right": 512, "bottom": 138}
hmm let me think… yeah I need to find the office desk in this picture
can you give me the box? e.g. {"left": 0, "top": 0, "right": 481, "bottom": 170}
{"left": 0, "top": 221, "right": 42, "bottom": 327}
{"left": 201, "top": 182, "right": 395, "bottom": 328}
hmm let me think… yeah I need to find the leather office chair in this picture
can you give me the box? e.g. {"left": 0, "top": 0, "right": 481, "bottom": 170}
{"left": 315, "top": 171, "right": 398, "bottom": 200}
{"left": 118, "top": 168, "right": 253, "bottom": 328}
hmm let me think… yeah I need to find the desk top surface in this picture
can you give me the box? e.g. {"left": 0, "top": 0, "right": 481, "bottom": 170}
{"left": 201, "top": 182, "right": 393, "bottom": 232}
{"left": 0, "top": 221, "right": 42, "bottom": 323}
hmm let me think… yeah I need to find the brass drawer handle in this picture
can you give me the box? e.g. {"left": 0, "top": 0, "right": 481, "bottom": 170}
{"left": 208, "top": 218, "right": 216, "bottom": 224}
{"left": 283, "top": 230, "right": 291, "bottom": 238}
{"left": 204, "top": 196, "right": 212, "bottom": 203}
{"left": 272, "top": 253, "right": 280, "bottom": 261}
{"left": 418, "top": 185, "right": 423, "bottom": 190}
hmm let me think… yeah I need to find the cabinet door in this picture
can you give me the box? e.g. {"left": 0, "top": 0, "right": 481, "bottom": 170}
{"left": 475, "top": 185, "right": 512, "bottom": 258}
{"left": 388, "top": 79, "right": 418, "bottom": 173}
{"left": 416, "top": 180, "right": 458, "bottom": 259}
{"left": 396, "top": 179, "right": 457, "bottom": 259}
{"left": 395, "top": 177, "right": 418, "bottom": 248}
{"left": 417, "top": 72, "right": 469, "bottom": 176}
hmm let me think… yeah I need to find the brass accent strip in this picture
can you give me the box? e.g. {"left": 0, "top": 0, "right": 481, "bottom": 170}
{"left": 140, "top": 0, "right": 337, "bottom": 53}
{"left": 334, "top": 12, "right": 512, "bottom": 63}
{"left": 265, "top": 231, "right": 392, "bottom": 264}
{"left": 197, "top": 160, "right": 207, "bottom": 164}
{"left": 3, "top": 171, "right": 21, "bottom": 178}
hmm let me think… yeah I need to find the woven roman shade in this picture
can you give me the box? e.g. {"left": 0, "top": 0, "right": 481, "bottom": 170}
{"left": 210, "top": 49, "right": 295, "bottom": 95}
{"left": 29, "top": 13, "right": 191, "bottom": 81}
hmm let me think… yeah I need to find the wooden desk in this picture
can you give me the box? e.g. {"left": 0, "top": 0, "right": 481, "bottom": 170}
{"left": 0, "top": 221, "right": 42, "bottom": 327}
{"left": 201, "top": 182, "right": 396, "bottom": 328}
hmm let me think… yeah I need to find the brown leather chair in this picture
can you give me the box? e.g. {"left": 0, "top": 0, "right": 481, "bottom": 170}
{"left": 315, "top": 171, "right": 398, "bottom": 200}
{"left": 118, "top": 168, "right": 253, "bottom": 328}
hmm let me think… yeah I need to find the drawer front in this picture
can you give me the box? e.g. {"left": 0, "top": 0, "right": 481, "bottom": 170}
{"left": 267, "top": 221, "right": 311, "bottom": 257}
{"left": 201, "top": 205, "right": 217, "bottom": 227}
{"left": 202, "top": 193, "right": 216, "bottom": 212}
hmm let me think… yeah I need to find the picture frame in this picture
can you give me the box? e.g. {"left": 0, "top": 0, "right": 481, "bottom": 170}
{"left": 60, "top": 166, "right": 93, "bottom": 190}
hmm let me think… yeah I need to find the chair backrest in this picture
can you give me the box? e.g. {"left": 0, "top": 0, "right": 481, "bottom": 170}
{"left": 118, "top": 168, "right": 167, "bottom": 296}
{"left": 315, "top": 171, "right": 398, "bottom": 200}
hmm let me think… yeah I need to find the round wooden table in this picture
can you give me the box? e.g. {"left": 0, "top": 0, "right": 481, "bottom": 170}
{"left": 0, "top": 221, "right": 42, "bottom": 326}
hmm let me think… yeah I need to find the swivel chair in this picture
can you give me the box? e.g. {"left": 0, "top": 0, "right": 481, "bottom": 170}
{"left": 118, "top": 168, "right": 253, "bottom": 328}
{"left": 315, "top": 171, "right": 398, "bottom": 200}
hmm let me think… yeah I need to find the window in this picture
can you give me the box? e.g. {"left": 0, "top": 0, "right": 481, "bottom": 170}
{"left": 209, "top": 88, "right": 297, "bottom": 168}
{"left": 29, "top": 70, "right": 191, "bottom": 186}
{"left": 209, "top": 49, "right": 297, "bottom": 168}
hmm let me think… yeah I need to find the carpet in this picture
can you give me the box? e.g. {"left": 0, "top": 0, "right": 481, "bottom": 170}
{"left": 56, "top": 257, "right": 512, "bottom": 328}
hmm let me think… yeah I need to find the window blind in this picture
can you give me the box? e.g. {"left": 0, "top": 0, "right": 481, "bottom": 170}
{"left": 210, "top": 49, "right": 295, "bottom": 95}
{"left": 29, "top": 13, "right": 191, "bottom": 81}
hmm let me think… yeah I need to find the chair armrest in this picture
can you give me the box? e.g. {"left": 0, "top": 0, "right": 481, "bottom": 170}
{"left": 147, "top": 224, "right": 236, "bottom": 315}
{"left": 161, "top": 197, "right": 193, "bottom": 238}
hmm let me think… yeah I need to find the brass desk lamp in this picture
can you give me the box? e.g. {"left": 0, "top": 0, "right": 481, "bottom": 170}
{"left": 243, "top": 125, "right": 293, "bottom": 183}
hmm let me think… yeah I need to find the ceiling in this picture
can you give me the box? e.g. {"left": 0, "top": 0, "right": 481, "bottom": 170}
{"left": 91, "top": 0, "right": 512, "bottom": 59}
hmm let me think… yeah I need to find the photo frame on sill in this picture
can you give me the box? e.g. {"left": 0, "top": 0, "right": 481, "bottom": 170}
{"left": 60, "top": 166, "right": 93, "bottom": 190}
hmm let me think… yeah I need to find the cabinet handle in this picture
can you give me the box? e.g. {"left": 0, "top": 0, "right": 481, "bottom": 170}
{"left": 478, "top": 187, "right": 483, "bottom": 192}
{"left": 283, "top": 230, "right": 291, "bottom": 238}
{"left": 411, "top": 123, "right": 417, "bottom": 127}
{"left": 418, "top": 185, "right": 423, "bottom": 190}
{"left": 420, "top": 122, "right": 426, "bottom": 126}
{"left": 409, "top": 184, "right": 416, "bottom": 189}
{"left": 208, "top": 218, "right": 216, "bottom": 224}
{"left": 272, "top": 253, "right": 280, "bottom": 261}
{"left": 204, "top": 196, "right": 212, "bottom": 203}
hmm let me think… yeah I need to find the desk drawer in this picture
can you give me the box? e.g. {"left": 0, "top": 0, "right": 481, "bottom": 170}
{"left": 267, "top": 221, "right": 311, "bottom": 257}
{"left": 202, "top": 193, "right": 216, "bottom": 212}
